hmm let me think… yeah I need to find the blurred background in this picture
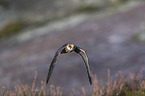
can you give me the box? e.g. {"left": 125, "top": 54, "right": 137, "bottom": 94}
{"left": 0, "top": 0, "right": 145, "bottom": 94}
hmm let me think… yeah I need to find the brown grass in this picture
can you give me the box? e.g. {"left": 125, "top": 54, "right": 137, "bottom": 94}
{"left": 1, "top": 69, "right": 145, "bottom": 96}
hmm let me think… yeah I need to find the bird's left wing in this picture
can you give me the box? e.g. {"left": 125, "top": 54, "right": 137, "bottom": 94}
{"left": 74, "top": 47, "right": 92, "bottom": 85}
{"left": 46, "top": 44, "right": 66, "bottom": 84}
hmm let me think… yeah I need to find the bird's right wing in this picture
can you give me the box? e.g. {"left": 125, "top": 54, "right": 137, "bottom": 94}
{"left": 46, "top": 44, "right": 66, "bottom": 84}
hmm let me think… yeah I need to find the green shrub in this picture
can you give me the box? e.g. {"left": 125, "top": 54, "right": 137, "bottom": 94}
{"left": 0, "top": 20, "right": 27, "bottom": 39}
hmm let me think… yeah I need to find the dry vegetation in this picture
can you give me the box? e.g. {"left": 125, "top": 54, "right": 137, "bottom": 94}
{"left": 1, "top": 70, "right": 145, "bottom": 96}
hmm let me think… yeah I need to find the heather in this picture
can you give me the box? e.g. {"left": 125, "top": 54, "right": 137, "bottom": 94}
{"left": 1, "top": 70, "right": 145, "bottom": 96}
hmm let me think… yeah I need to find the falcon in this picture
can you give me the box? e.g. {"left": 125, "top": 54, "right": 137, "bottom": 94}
{"left": 46, "top": 43, "right": 92, "bottom": 85}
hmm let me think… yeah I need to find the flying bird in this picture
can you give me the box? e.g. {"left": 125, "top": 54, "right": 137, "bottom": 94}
{"left": 46, "top": 43, "right": 92, "bottom": 85}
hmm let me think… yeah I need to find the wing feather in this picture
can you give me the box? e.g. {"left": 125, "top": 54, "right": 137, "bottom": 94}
{"left": 75, "top": 47, "right": 92, "bottom": 85}
{"left": 46, "top": 45, "right": 66, "bottom": 84}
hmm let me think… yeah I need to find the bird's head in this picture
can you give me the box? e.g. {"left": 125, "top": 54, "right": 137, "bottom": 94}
{"left": 66, "top": 43, "right": 74, "bottom": 52}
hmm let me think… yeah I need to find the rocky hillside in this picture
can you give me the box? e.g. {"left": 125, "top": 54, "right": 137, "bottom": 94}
{"left": 0, "top": 0, "right": 145, "bottom": 94}
{"left": 0, "top": 0, "right": 127, "bottom": 40}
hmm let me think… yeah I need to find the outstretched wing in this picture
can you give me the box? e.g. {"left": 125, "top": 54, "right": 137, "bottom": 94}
{"left": 74, "top": 47, "right": 92, "bottom": 85}
{"left": 46, "top": 44, "right": 66, "bottom": 84}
